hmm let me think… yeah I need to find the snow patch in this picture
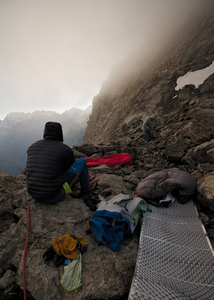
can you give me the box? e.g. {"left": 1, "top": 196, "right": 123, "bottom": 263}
{"left": 175, "top": 61, "right": 214, "bottom": 90}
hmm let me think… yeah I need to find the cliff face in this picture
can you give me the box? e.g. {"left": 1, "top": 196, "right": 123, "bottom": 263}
{"left": 82, "top": 6, "right": 214, "bottom": 146}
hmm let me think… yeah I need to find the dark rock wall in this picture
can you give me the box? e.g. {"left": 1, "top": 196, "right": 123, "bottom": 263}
{"left": 82, "top": 6, "right": 214, "bottom": 145}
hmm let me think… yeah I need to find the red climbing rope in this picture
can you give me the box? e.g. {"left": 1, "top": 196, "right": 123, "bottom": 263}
{"left": 89, "top": 174, "right": 99, "bottom": 182}
{"left": 23, "top": 202, "right": 31, "bottom": 300}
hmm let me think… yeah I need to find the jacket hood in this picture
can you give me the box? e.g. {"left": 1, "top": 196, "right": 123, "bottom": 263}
{"left": 43, "top": 122, "right": 63, "bottom": 142}
{"left": 150, "top": 113, "right": 157, "bottom": 120}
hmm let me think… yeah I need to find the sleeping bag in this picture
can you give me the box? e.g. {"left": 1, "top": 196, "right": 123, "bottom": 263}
{"left": 136, "top": 168, "right": 197, "bottom": 205}
{"left": 84, "top": 153, "right": 133, "bottom": 168}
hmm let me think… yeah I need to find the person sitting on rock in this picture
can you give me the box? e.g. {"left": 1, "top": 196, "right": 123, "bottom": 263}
{"left": 25, "top": 121, "right": 96, "bottom": 204}
{"left": 142, "top": 113, "right": 157, "bottom": 143}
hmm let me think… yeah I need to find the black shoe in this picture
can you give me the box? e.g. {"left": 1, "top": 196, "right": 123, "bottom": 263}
{"left": 83, "top": 196, "right": 97, "bottom": 211}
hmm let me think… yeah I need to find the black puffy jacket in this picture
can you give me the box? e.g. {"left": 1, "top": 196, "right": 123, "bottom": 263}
{"left": 26, "top": 122, "right": 75, "bottom": 201}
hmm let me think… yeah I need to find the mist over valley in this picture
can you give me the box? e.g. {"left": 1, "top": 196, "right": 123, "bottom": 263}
{"left": 0, "top": 107, "right": 91, "bottom": 175}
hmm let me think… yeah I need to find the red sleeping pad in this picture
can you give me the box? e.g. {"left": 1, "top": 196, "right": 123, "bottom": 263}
{"left": 84, "top": 153, "right": 133, "bottom": 168}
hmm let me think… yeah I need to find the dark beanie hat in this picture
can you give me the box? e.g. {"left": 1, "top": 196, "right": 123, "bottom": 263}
{"left": 43, "top": 122, "right": 63, "bottom": 142}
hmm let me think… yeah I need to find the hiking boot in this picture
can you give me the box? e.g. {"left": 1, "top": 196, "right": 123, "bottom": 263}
{"left": 88, "top": 181, "right": 97, "bottom": 192}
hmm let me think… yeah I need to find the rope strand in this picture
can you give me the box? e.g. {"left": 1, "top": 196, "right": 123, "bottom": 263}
{"left": 23, "top": 202, "right": 31, "bottom": 300}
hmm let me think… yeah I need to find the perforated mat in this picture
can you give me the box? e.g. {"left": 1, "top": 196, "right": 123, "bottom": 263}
{"left": 128, "top": 200, "right": 214, "bottom": 300}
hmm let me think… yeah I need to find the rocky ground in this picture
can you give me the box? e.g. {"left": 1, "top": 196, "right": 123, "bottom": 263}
{"left": 0, "top": 131, "right": 213, "bottom": 299}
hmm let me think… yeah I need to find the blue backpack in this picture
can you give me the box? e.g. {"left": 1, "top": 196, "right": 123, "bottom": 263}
{"left": 89, "top": 194, "right": 147, "bottom": 251}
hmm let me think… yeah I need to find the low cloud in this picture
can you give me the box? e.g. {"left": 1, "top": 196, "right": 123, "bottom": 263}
{"left": 0, "top": 0, "right": 204, "bottom": 120}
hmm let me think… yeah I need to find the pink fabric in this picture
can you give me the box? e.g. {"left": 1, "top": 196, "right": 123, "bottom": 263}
{"left": 84, "top": 153, "right": 133, "bottom": 168}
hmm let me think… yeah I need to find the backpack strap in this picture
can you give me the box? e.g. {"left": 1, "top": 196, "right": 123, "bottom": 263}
{"left": 112, "top": 216, "right": 117, "bottom": 227}
{"left": 89, "top": 223, "right": 107, "bottom": 246}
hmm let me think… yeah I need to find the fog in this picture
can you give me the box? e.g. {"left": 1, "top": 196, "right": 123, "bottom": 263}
{"left": 0, "top": 0, "right": 204, "bottom": 120}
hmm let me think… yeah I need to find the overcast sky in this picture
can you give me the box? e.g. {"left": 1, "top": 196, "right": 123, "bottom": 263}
{"left": 0, "top": 0, "right": 203, "bottom": 121}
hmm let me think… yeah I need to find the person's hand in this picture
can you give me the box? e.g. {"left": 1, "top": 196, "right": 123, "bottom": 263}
{"left": 148, "top": 129, "right": 151, "bottom": 132}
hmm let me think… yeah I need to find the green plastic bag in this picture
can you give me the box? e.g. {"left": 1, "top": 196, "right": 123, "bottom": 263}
{"left": 60, "top": 253, "right": 82, "bottom": 292}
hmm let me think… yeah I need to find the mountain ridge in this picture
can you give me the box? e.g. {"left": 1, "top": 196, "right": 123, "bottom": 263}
{"left": 0, "top": 106, "right": 92, "bottom": 175}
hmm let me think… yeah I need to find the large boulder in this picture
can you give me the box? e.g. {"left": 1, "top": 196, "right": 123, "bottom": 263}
{"left": 0, "top": 170, "right": 139, "bottom": 300}
{"left": 14, "top": 197, "right": 139, "bottom": 300}
{"left": 197, "top": 173, "right": 214, "bottom": 212}
{"left": 183, "top": 140, "right": 214, "bottom": 165}
{"left": 187, "top": 109, "right": 214, "bottom": 142}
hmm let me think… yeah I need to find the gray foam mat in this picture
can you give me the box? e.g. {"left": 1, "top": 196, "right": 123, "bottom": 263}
{"left": 128, "top": 200, "right": 214, "bottom": 300}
